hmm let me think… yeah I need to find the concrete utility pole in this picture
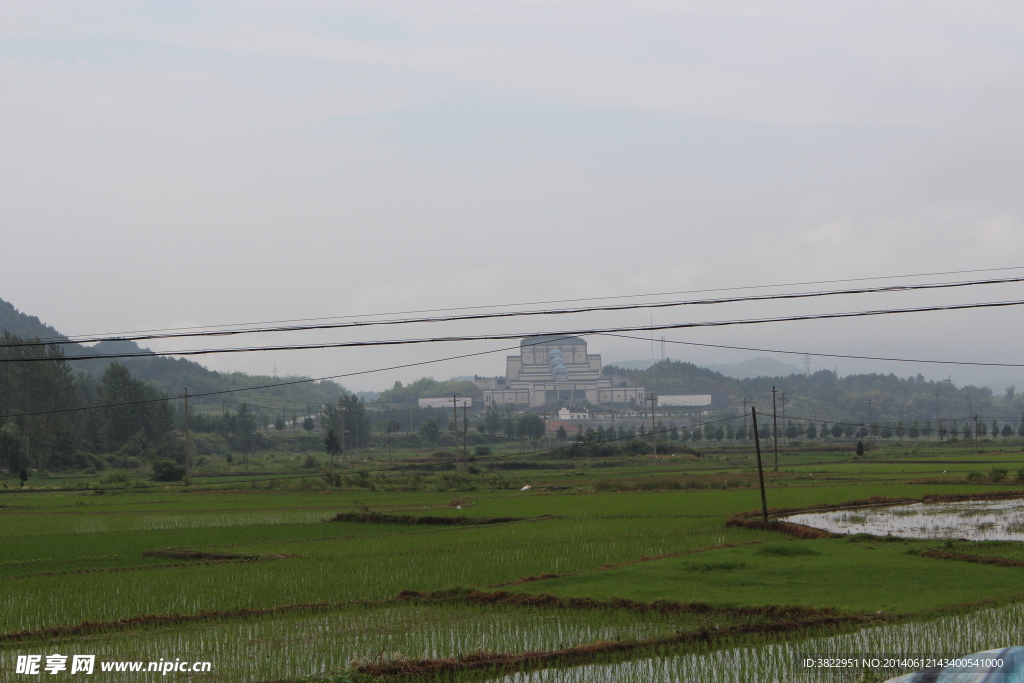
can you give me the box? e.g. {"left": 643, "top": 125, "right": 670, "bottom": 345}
{"left": 867, "top": 399, "right": 874, "bottom": 441}
{"left": 771, "top": 386, "right": 779, "bottom": 472}
{"left": 462, "top": 401, "right": 468, "bottom": 459}
{"left": 742, "top": 399, "right": 749, "bottom": 442}
{"left": 184, "top": 387, "right": 191, "bottom": 486}
{"left": 781, "top": 392, "right": 788, "bottom": 445}
{"left": 751, "top": 407, "right": 768, "bottom": 522}
{"left": 648, "top": 394, "right": 658, "bottom": 457}
{"left": 967, "top": 400, "right": 973, "bottom": 441}
{"left": 934, "top": 391, "right": 941, "bottom": 441}
{"left": 452, "top": 394, "right": 460, "bottom": 471}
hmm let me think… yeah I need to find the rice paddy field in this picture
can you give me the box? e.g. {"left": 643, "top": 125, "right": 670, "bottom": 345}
{"left": 4, "top": 439, "right": 1024, "bottom": 682}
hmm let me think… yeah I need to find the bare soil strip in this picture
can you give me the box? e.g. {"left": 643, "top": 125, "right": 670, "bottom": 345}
{"left": 329, "top": 512, "right": 534, "bottom": 526}
{"left": 921, "top": 549, "right": 1024, "bottom": 568}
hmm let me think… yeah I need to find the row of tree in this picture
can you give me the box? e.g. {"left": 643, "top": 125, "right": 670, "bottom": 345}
{"left": 0, "top": 333, "right": 177, "bottom": 473}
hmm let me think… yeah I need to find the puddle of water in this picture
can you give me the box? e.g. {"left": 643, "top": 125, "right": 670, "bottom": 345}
{"left": 784, "top": 499, "right": 1024, "bottom": 541}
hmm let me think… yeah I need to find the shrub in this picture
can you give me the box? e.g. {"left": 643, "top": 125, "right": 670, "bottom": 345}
{"left": 474, "top": 445, "right": 492, "bottom": 456}
{"left": 302, "top": 455, "right": 319, "bottom": 469}
{"left": 989, "top": 467, "right": 1008, "bottom": 483}
{"left": 150, "top": 459, "right": 185, "bottom": 482}
{"left": 99, "top": 470, "right": 131, "bottom": 486}
{"left": 967, "top": 471, "right": 984, "bottom": 482}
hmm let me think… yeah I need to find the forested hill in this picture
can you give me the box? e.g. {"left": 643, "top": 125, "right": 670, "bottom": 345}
{"left": 0, "top": 298, "right": 346, "bottom": 411}
{"left": 606, "top": 359, "right": 1022, "bottom": 425}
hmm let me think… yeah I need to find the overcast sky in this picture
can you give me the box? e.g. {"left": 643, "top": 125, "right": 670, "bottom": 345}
{"left": 3, "top": 2, "right": 1024, "bottom": 392}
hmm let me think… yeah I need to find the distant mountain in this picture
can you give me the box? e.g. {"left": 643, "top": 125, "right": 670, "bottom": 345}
{"left": 605, "top": 359, "right": 657, "bottom": 371}
{"left": 608, "top": 357, "right": 801, "bottom": 379}
{"left": 702, "top": 357, "right": 803, "bottom": 379}
{"left": 0, "top": 298, "right": 346, "bottom": 412}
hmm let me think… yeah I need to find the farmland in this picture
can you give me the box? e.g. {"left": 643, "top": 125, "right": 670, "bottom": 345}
{"left": 4, "top": 437, "right": 1024, "bottom": 681}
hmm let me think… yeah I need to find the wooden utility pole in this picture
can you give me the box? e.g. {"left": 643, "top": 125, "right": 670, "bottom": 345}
{"left": 184, "top": 387, "right": 191, "bottom": 486}
{"left": 751, "top": 407, "right": 768, "bottom": 522}
{"left": 648, "top": 394, "right": 658, "bottom": 457}
{"left": 771, "top": 386, "right": 779, "bottom": 472}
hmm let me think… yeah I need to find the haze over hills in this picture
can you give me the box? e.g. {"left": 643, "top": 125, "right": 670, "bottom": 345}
{"left": 0, "top": 298, "right": 346, "bottom": 412}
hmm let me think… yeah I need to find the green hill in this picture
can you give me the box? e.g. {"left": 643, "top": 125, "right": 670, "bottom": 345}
{"left": 0, "top": 298, "right": 346, "bottom": 412}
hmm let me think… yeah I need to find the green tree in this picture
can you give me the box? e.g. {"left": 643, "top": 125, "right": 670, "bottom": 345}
{"left": 19, "top": 467, "right": 28, "bottom": 487}
{"left": 324, "top": 429, "right": 341, "bottom": 461}
{"left": 419, "top": 417, "right": 440, "bottom": 446}
{"left": 274, "top": 416, "right": 286, "bottom": 431}
{"left": 303, "top": 416, "right": 315, "bottom": 432}
{"left": 99, "top": 362, "right": 174, "bottom": 453}
{"left": 556, "top": 425, "right": 567, "bottom": 441}
{"left": 805, "top": 423, "right": 817, "bottom": 439}
{"left": 482, "top": 403, "right": 503, "bottom": 436}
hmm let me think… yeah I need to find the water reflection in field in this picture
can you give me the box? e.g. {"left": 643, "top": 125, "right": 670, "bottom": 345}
{"left": 784, "top": 499, "right": 1024, "bottom": 541}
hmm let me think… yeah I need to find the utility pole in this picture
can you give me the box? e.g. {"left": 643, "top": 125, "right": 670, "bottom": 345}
{"left": 452, "top": 394, "right": 459, "bottom": 471}
{"left": 648, "top": 394, "right": 658, "bottom": 457}
{"left": 462, "top": 401, "right": 468, "bottom": 460}
{"left": 742, "top": 399, "right": 749, "bottom": 442}
{"left": 751, "top": 407, "right": 768, "bottom": 522}
{"left": 968, "top": 401, "right": 974, "bottom": 441}
{"left": 341, "top": 412, "right": 346, "bottom": 460}
{"left": 867, "top": 399, "right": 874, "bottom": 441}
{"left": 781, "top": 392, "right": 788, "bottom": 445}
{"left": 184, "top": 387, "right": 191, "bottom": 486}
{"left": 934, "top": 391, "right": 941, "bottom": 441}
{"left": 771, "top": 386, "right": 779, "bottom": 472}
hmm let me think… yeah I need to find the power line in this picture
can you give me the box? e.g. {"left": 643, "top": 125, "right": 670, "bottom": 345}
{"left": 27, "top": 265, "right": 1024, "bottom": 343}
{"left": 603, "top": 333, "right": 1024, "bottom": 368}
{"left": 6, "top": 298, "right": 1024, "bottom": 363}
{"left": 2, "top": 335, "right": 586, "bottom": 418}
{"left": 6, "top": 275, "right": 1023, "bottom": 350}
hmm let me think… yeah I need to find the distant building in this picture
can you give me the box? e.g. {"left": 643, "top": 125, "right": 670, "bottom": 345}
{"left": 657, "top": 394, "right": 712, "bottom": 407}
{"left": 557, "top": 407, "right": 588, "bottom": 420}
{"left": 656, "top": 393, "right": 729, "bottom": 410}
{"left": 418, "top": 397, "right": 472, "bottom": 409}
{"left": 477, "top": 335, "right": 645, "bottom": 408}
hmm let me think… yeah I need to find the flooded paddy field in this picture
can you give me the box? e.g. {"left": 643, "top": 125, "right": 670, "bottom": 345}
{"left": 783, "top": 498, "right": 1024, "bottom": 541}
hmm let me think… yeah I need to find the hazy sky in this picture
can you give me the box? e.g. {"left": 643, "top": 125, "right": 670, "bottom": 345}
{"left": 3, "top": 2, "right": 1024, "bottom": 392}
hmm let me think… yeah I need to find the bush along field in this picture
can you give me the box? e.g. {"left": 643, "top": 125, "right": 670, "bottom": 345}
{"left": 6, "top": 438, "right": 1024, "bottom": 681}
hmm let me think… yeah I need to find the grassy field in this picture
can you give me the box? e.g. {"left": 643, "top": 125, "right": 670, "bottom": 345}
{"left": 3, "top": 437, "right": 1024, "bottom": 681}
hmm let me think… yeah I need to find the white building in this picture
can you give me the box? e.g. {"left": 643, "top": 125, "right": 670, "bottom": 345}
{"left": 557, "top": 407, "right": 588, "bottom": 420}
{"left": 478, "top": 335, "right": 645, "bottom": 408}
{"left": 657, "top": 394, "right": 713, "bottom": 407}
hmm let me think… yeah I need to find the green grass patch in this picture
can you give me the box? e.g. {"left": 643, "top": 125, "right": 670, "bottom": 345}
{"left": 507, "top": 538, "right": 1024, "bottom": 614}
